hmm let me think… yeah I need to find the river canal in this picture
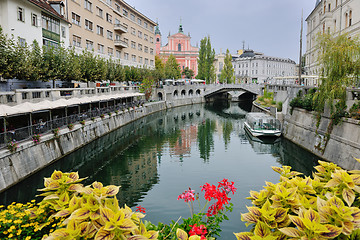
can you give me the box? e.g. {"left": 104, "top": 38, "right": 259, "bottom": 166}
{"left": 0, "top": 101, "right": 319, "bottom": 239}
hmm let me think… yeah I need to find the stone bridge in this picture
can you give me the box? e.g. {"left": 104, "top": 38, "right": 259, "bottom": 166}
{"left": 203, "top": 84, "right": 263, "bottom": 101}
{"left": 153, "top": 84, "right": 263, "bottom": 102}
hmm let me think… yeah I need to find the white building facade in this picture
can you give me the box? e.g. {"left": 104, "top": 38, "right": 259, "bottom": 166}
{"left": 0, "top": 0, "right": 69, "bottom": 48}
{"left": 232, "top": 49, "right": 296, "bottom": 84}
{"left": 305, "top": 0, "right": 360, "bottom": 75}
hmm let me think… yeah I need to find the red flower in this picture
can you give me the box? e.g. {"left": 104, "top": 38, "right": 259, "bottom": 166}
{"left": 199, "top": 179, "right": 237, "bottom": 217}
{"left": 189, "top": 224, "right": 207, "bottom": 239}
{"left": 135, "top": 206, "right": 146, "bottom": 213}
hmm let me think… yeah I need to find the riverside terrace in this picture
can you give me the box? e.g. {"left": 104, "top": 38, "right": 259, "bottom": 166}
{"left": 0, "top": 86, "right": 144, "bottom": 149}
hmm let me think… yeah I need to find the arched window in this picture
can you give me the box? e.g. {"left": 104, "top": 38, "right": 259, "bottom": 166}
{"left": 156, "top": 37, "right": 160, "bottom": 42}
{"left": 178, "top": 43, "right": 181, "bottom": 51}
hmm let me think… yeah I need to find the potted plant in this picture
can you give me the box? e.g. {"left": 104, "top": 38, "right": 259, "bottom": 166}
{"left": 7, "top": 141, "right": 18, "bottom": 153}
{"left": 32, "top": 134, "right": 41, "bottom": 144}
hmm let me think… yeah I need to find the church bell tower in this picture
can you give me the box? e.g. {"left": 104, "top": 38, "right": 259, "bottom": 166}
{"left": 155, "top": 21, "right": 161, "bottom": 55}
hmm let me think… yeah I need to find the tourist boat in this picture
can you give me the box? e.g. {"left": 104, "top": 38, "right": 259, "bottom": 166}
{"left": 244, "top": 112, "right": 281, "bottom": 137}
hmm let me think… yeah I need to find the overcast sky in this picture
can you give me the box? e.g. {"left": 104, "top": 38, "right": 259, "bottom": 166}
{"left": 125, "top": 0, "right": 316, "bottom": 64}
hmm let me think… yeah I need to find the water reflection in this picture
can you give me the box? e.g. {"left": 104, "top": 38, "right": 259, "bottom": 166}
{"left": 0, "top": 101, "right": 320, "bottom": 239}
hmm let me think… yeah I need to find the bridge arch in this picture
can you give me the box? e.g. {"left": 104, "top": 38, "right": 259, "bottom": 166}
{"left": 181, "top": 89, "right": 186, "bottom": 96}
{"left": 173, "top": 90, "right": 178, "bottom": 97}
{"left": 196, "top": 89, "right": 201, "bottom": 95}
{"left": 158, "top": 92, "right": 163, "bottom": 101}
{"left": 189, "top": 89, "right": 193, "bottom": 96}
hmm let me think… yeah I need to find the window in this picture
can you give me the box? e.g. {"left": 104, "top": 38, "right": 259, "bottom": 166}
{"left": 85, "top": 19, "right": 93, "bottom": 31}
{"left": 19, "top": 38, "right": 26, "bottom": 47}
{"left": 72, "top": 12, "right": 80, "bottom": 26}
{"left": 150, "top": 60, "right": 154, "bottom": 66}
{"left": 116, "top": 50, "right": 121, "bottom": 58}
{"left": 138, "top": 44, "right": 142, "bottom": 51}
{"left": 124, "top": 38, "right": 128, "bottom": 44}
{"left": 84, "top": 0, "right": 92, "bottom": 11}
{"left": 131, "top": 27, "right": 135, "bottom": 35}
{"left": 138, "top": 31, "right": 142, "bottom": 38}
{"left": 145, "top": 58, "right": 148, "bottom": 65}
{"left": 115, "top": 3, "right": 120, "bottom": 12}
{"left": 72, "top": 35, "right": 81, "bottom": 47}
{"left": 107, "top": 30, "right": 113, "bottom": 40}
{"left": 124, "top": 52, "right": 129, "bottom": 60}
{"left": 130, "top": 14, "right": 135, "bottom": 21}
{"left": 178, "top": 43, "right": 181, "bottom": 51}
{"left": 98, "top": 44, "right": 104, "bottom": 53}
{"left": 61, "top": 26, "right": 66, "bottom": 37}
{"left": 144, "top": 34, "right": 148, "bottom": 41}
{"left": 144, "top": 46, "right": 148, "bottom": 53}
{"left": 123, "top": 9, "right": 128, "bottom": 17}
{"left": 137, "top": 18, "right": 142, "bottom": 25}
{"left": 115, "top": 34, "right": 121, "bottom": 41}
{"left": 108, "top": 47, "right": 113, "bottom": 56}
{"left": 144, "top": 22, "right": 148, "bottom": 29}
{"left": 150, "top": 37, "right": 153, "bottom": 43}
{"left": 132, "top": 54, "right": 136, "bottom": 62}
{"left": 97, "top": 7, "right": 103, "bottom": 18}
{"left": 115, "top": 18, "right": 120, "bottom": 25}
{"left": 106, "top": 13, "right": 112, "bottom": 23}
{"left": 42, "top": 14, "right": 60, "bottom": 34}
{"left": 349, "top": 10, "right": 352, "bottom": 26}
{"left": 106, "top": 0, "right": 111, "bottom": 6}
{"left": 96, "top": 25, "right": 103, "bottom": 36}
{"left": 31, "top": 13, "right": 38, "bottom": 26}
{"left": 86, "top": 40, "right": 93, "bottom": 50}
{"left": 139, "top": 56, "right": 143, "bottom": 64}
{"left": 150, "top": 48, "right": 154, "bottom": 55}
{"left": 131, "top": 41, "right": 136, "bottom": 49}
{"left": 18, "top": 7, "right": 25, "bottom": 22}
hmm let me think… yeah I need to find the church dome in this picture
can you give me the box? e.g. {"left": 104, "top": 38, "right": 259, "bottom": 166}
{"left": 240, "top": 49, "right": 255, "bottom": 58}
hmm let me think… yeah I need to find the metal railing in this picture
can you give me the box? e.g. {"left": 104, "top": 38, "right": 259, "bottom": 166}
{"left": 0, "top": 86, "right": 140, "bottom": 105}
{"left": 0, "top": 100, "right": 144, "bottom": 149}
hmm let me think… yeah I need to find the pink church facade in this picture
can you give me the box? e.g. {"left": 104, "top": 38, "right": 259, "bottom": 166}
{"left": 155, "top": 23, "right": 199, "bottom": 78}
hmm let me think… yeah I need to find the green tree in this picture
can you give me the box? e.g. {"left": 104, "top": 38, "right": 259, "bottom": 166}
{"left": 140, "top": 77, "right": 154, "bottom": 101}
{"left": 153, "top": 55, "right": 165, "bottom": 81}
{"left": 164, "top": 54, "right": 181, "bottom": 79}
{"left": 64, "top": 48, "right": 81, "bottom": 82}
{"left": 27, "top": 40, "right": 43, "bottom": 81}
{"left": 314, "top": 33, "right": 360, "bottom": 116}
{"left": 0, "top": 26, "right": 12, "bottom": 79}
{"left": 182, "top": 67, "right": 194, "bottom": 79}
{"left": 197, "top": 36, "right": 215, "bottom": 83}
{"left": 220, "top": 49, "right": 235, "bottom": 84}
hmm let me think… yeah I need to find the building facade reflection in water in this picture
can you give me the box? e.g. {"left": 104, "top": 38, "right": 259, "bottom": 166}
{"left": 0, "top": 101, "right": 320, "bottom": 240}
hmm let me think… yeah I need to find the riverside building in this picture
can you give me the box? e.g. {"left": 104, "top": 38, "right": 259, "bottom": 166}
{"left": 232, "top": 49, "right": 296, "bottom": 84}
{"left": 0, "top": 0, "right": 70, "bottom": 48}
{"left": 305, "top": 0, "right": 360, "bottom": 75}
{"left": 156, "top": 22, "right": 199, "bottom": 77}
{"left": 67, "top": 0, "right": 157, "bottom": 68}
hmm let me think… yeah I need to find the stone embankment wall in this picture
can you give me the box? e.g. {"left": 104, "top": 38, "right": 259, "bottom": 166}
{"left": 283, "top": 108, "right": 360, "bottom": 170}
{"left": 0, "top": 97, "right": 203, "bottom": 192}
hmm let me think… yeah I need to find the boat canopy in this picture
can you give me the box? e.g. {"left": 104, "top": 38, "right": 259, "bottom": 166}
{"left": 245, "top": 113, "right": 281, "bottom": 131}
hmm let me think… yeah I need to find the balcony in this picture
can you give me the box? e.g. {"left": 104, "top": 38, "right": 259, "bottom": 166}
{"left": 114, "top": 39, "right": 128, "bottom": 48}
{"left": 114, "top": 23, "right": 128, "bottom": 33}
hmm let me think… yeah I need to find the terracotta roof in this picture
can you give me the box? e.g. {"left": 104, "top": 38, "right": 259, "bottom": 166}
{"left": 27, "top": 0, "right": 66, "bottom": 21}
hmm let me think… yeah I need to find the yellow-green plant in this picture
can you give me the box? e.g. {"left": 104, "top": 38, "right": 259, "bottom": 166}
{"left": 30, "top": 170, "right": 158, "bottom": 240}
{"left": 236, "top": 160, "right": 360, "bottom": 240}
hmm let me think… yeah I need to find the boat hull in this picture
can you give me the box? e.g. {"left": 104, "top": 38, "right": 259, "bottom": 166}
{"left": 244, "top": 122, "right": 281, "bottom": 137}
